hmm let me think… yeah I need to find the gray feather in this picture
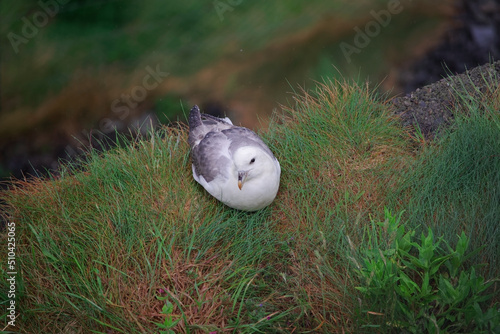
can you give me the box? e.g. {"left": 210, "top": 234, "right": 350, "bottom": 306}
{"left": 191, "top": 131, "right": 231, "bottom": 183}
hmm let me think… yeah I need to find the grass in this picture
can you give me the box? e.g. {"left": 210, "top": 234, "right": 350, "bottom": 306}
{"left": 1, "top": 76, "right": 499, "bottom": 333}
{"left": 391, "top": 80, "right": 500, "bottom": 278}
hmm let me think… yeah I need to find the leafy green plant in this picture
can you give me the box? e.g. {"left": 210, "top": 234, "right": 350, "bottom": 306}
{"left": 154, "top": 295, "right": 181, "bottom": 334}
{"left": 350, "top": 208, "right": 500, "bottom": 333}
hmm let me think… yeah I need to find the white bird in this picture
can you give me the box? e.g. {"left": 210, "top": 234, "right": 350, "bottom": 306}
{"left": 188, "top": 105, "right": 281, "bottom": 211}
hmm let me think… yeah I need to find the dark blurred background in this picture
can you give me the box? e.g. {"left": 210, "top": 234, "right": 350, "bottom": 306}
{"left": 1, "top": 0, "right": 499, "bottom": 181}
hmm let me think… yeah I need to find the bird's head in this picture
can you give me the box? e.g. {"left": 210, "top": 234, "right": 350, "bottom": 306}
{"left": 233, "top": 146, "right": 279, "bottom": 190}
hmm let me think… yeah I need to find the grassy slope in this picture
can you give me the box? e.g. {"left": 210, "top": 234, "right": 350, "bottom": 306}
{"left": 1, "top": 78, "right": 499, "bottom": 333}
{"left": 396, "top": 105, "right": 500, "bottom": 277}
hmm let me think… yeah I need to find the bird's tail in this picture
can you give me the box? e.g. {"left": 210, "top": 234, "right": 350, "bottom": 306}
{"left": 188, "top": 105, "right": 202, "bottom": 130}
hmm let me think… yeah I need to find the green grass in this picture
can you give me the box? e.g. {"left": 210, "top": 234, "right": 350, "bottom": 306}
{"left": 391, "top": 81, "right": 500, "bottom": 278}
{"left": 1, "top": 77, "right": 499, "bottom": 333}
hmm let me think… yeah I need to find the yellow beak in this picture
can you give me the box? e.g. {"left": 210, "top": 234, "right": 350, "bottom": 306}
{"left": 237, "top": 171, "right": 248, "bottom": 190}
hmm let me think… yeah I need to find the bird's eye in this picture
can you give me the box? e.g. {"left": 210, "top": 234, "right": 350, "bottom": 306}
{"left": 250, "top": 158, "right": 256, "bottom": 164}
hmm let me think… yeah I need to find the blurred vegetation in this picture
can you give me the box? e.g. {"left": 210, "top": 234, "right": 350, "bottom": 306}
{"left": 1, "top": 0, "right": 448, "bottom": 115}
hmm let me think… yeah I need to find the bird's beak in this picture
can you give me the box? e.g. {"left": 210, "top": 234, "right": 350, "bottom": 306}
{"left": 237, "top": 171, "right": 248, "bottom": 190}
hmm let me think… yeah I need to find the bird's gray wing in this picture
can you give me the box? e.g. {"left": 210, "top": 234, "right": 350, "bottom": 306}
{"left": 191, "top": 131, "right": 232, "bottom": 183}
{"left": 222, "top": 127, "right": 276, "bottom": 159}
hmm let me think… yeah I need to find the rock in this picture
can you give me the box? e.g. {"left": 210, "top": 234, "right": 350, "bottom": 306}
{"left": 391, "top": 60, "right": 500, "bottom": 139}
